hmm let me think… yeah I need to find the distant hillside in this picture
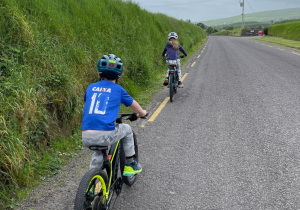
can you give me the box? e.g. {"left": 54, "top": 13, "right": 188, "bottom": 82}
{"left": 201, "top": 7, "right": 300, "bottom": 26}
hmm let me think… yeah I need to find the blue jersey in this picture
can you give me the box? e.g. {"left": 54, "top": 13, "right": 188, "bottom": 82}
{"left": 82, "top": 80, "right": 133, "bottom": 131}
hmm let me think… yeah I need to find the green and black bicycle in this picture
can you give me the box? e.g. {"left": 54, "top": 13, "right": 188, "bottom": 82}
{"left": 74, "top": 113, "right": 146, "bottom": 210}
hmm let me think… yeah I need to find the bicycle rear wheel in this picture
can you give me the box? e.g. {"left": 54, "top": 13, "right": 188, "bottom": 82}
{"left": 169, "top": 74, "right": 174, "bottom": 102}
{"left": 74, "top": 168, "right": 108, "bottom": 210}
{"left": 174, "top": 74, "right": 178, "bottom": 94}
{"left": 120, "top": 131, "right": 139, "bottom": 186}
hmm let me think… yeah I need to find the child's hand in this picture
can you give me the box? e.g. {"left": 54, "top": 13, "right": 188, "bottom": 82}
{"left": 137, "top": 110, "right": 147, "bottom": 118}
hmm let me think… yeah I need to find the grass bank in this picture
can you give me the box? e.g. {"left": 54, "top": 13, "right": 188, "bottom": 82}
{"left": 268, "top": 21, "right": 300, "bottom": 41}
{"left": 253, "top": 36, "right": 300, "bottom": 50}
{"left": 211, "top": 28, "right": 242, "bottom": 37}
{"left": 0, "top": 0, "right": 206, "bottom": 208}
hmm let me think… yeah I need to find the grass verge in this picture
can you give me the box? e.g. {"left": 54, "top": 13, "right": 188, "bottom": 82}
{"left": 253, "top": 36, "right": 300, "bottom": 50}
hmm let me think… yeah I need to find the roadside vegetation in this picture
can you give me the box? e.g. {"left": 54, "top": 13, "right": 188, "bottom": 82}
{"left": 254, "top": 21, "right": 300, "bottom": 49}
{"left": 0, "top": 0, "right": 206, "bottom": 208}
{"left": 210, "top": 28, "right": 243, "bottom": 37}
{"left": 253, "top": 37, "right": 300, "bottom": 50}
{"left": 268, "top": 21, "right": 300, "bottom": 41}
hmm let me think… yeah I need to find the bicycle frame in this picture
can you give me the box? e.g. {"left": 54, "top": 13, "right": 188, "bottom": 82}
{"left": 90, "top": 113, "right": 137, "bottom": 205}
{"left": 101, "top": 140, "right": 121, "bottom": 200}
{"left": 168, "top": 67, "right": 178, "bottom": 89}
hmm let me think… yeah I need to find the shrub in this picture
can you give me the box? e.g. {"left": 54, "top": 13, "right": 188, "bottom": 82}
{"left": 263, "top": 27, "right": 269, "bottom": 35}
{"left": 268, "top": 21, "right": 300, "bottom": 41}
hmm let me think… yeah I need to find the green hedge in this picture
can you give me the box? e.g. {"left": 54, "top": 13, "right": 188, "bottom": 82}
{"left": 0, "top": 0, "right": 206, "bottom": 206}
{"left": 268, "top": 21, "right": 300, "bottom": 41}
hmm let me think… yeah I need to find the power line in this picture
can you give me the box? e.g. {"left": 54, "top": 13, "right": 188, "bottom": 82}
{"left": 144, "top": 0, "right": 221, "bottom": 7}
{"left": 245, "top": 0, "right": 255, "bottom": 13}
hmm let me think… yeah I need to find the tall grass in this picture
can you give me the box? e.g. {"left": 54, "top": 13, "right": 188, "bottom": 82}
{"left": 268, "top": 21, "right": 300, "bottom": 41}
{"left": 0, "top": 0, "right": 206, "bottom": 207}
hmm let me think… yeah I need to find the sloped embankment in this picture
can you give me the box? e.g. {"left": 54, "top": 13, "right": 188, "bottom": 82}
{"left": 0, "top": 0, "right": 206, "bottom": 206}
{"left": 268, "top": 21, "right": 300, "bottom": 41}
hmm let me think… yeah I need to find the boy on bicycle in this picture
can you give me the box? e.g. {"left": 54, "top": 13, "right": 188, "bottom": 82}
{"left": 162, "top": 32, "right": 188, "bottom": 88}
{"left": 81, "top": 54, "right": 147, "bottom": 176}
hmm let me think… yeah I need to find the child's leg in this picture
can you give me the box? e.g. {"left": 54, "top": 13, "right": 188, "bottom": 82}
{"left": 82, "top": 130, "right": 114, "bottom": 169}
{"left": 112, "top": 124, "right": 142, "bottom": 176}
{"left": 165, "top": 70, "right": 169, "bottom": 78}
{"left": 113, "top": 124, "right": 135, "bottom": 157}
{"left": 176, "top": 59, "right": 182, "bottom": 81}
{"left": 89, "top": 151, "right": 104, "bottom": 170}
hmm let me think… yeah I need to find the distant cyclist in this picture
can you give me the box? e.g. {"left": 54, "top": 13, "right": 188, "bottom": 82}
{"left": 81, "top": 54, "right": 147, "bottom": 176}
{"left": 162, "top": 32, "right": 188, "bottom": 88}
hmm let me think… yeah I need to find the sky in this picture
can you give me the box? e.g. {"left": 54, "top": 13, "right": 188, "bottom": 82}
{"left": 131, "top": 0, "right": 300, "bottom": 22}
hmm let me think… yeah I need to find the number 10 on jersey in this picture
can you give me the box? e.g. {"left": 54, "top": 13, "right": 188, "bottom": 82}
{"left": 89, "top": 93, "right": 109, "bottom": 115}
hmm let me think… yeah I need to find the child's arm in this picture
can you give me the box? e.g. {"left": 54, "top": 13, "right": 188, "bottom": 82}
{"left": 179, "top": 44, "right": 188, "bottom": 57}
{"left": 162, "top": 45, "right": 167, "bottom": 57}
{"left": 130, "top": 100, "right": 147, "bottom": 118}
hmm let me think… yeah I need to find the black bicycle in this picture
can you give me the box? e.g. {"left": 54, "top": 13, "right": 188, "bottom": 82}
{"left": 74, "top": 113, "right": 146, "bottom": 210}
{"left": 168, "top": 55, "right": 185, "bottom": 102}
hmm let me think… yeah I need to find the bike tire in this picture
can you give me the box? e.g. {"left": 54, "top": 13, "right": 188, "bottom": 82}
{"left": 74, "top": 168, "right": 108, "bottom": 210}
{"left": 169, "top": 74, "right": 174, "bottom": 102}
{"left": 174, "top": 74, "right": 178, "bottom": 94}
{"left": 120, "top": 131, "right": 139, "bottom": 186}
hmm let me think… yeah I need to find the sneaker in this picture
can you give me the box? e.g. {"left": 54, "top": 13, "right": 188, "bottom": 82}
{"left": 123, "top": 160, "right": 142, "bottom": 176}
{"left": 178, "top": 81, "right": 183, "bottom": 88}
{"left": 163, "top": 78, "right": 169, "bottom": 86}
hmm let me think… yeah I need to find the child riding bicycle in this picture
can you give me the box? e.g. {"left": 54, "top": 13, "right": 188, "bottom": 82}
{"left": 81, "top": 54, "right": 147, "bottom": 176}
{"left": 162, "top": 32, "right": 188, "bottom": 88}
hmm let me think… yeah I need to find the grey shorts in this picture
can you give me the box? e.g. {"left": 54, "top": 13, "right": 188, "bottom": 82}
{"left": 82, "top": 124, "right": 135, "bottom": 169}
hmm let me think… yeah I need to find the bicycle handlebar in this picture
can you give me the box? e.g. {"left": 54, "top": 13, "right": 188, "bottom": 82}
{"left": 116, "top": 113, "right": 148, "bottom": 123}
{"left": 163, "top": 55, "right": 185, "bottom": 59}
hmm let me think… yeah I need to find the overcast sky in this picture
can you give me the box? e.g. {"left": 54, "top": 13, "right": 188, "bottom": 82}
{"left": 132, "top": 0, "right": 300, "bottom": 22}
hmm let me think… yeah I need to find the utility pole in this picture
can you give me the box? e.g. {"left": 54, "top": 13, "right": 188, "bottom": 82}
{"left": 241, "top": 0, "right": 245, "bottom": 28}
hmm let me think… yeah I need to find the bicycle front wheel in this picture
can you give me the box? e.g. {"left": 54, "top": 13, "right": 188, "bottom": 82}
{"left": 169, "top": 74, "right": 174, "bottom": 102}
{"left": 74, "top": 168, "right": 108, "bottom": 210}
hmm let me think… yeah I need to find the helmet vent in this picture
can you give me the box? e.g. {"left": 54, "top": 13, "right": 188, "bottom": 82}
{"left": 116, "top": 64, "right": 121, "bottom": 70}
{"left": 101, "top": 61, "right": 107, "bottom": 66}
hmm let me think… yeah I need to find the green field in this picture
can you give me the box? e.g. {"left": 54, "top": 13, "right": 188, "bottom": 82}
{"left": 201, "top": 7, "right": 300, "bottom": 26}
{"left": 0, "top": 0, "right": 206, "bottom": 207}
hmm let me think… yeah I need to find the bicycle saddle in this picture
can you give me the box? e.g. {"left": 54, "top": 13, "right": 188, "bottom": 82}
{"left": 89, "top": 146, "right": 108, "bottom": 151}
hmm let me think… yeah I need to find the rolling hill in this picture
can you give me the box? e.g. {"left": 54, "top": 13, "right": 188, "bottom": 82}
{"left": 201, "top": 7, "right": 300, "bottom": 26}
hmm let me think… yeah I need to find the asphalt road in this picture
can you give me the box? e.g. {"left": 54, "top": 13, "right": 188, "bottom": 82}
{"left": 112, "top": 37, "right": 300, "bottom": 210}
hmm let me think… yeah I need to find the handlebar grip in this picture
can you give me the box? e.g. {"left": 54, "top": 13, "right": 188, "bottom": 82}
{"left": 141, "top": 113, "right": 149, "bottom": 119}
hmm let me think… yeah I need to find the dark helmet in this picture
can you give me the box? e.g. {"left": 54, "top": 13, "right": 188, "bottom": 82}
{"left": 97, "top": 54, "right": 124, "bottom": 79}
